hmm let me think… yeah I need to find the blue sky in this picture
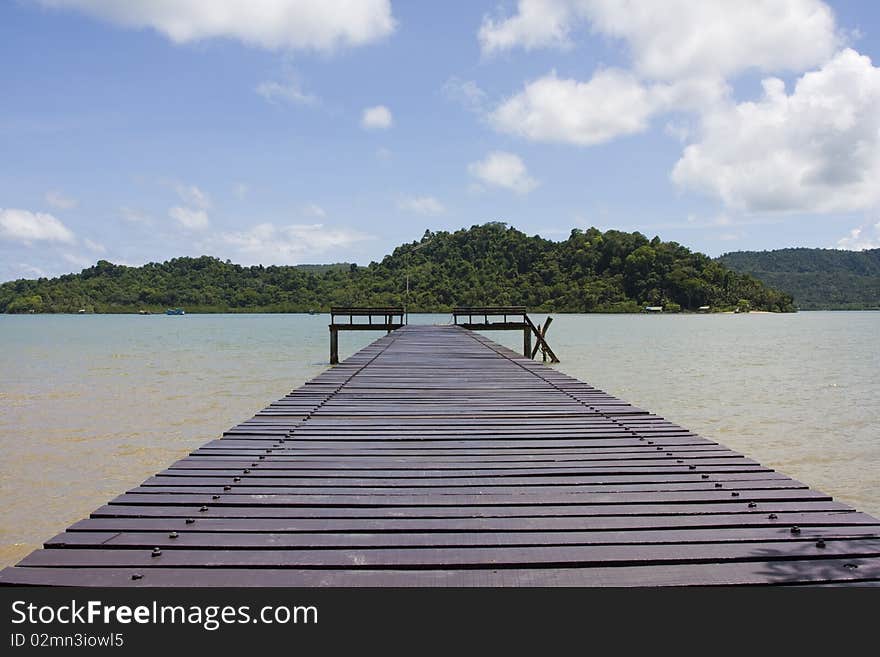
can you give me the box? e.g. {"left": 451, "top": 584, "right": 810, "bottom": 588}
{"left": 1, "top": 0, "right": 879, "bottom": 281}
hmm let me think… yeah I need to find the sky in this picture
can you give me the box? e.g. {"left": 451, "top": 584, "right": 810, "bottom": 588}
{"left": 1, "top": 0, "right": 879, "bottom": 281}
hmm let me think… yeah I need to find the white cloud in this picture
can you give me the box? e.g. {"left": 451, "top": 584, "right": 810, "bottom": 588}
{"left": 397, "top": 195, "right": 445, "bottom": 215}
{"left": 480, "top": 1, "right": 838, "bottom": 80}
{"left": 169, "top": 183, "right": 211, "bottom": 229}
{"left": 490, "top": 72, "right": 731, "bottom": 146}
{"left": 15, "top": 264, "right": 49, "bottom": 279}
{"left": 120, "top": 206, "right": 151, "bottom": 224}
{"left": 169, "top": 206, "right": 210, "bottom": 230}
{"left": 361, "top": 105, "right": 393, "bottom": 130}
{"left": 39, "top": 0, "right": 396, "bottom": 52}
{"left": 45, "top": 190, "right": 78, "bottom": 210}
{"left": 303, "top": 203, "right": 326, "bottom": 218}
{"left": 468, "top": 151, "right": 539, "bottom": 194}
{"left": 176, "top": 183, "right": 211, "bottom": 209}
{"left": 481, "top": 1, "right": 841, "bottom": 153}
{"left": 664, "top": 121, "right": 691, "bottom": 143}
{"left": 62, "top": 252, "right": 94, "bottom": 268}
{"left": 837, "top": 220, "right": 880, "bottom": 250}
{"left": 442, "top": 77, "right": 489, "bottom": 113}
{"left": 0, "top": 208, "right": 76, "bottom": 244}
{"left": 490, "top": 69, "right": 656, "bottom": 146}
{"left": 672, "top": 49, "right": 880, "bottom": 213}
{"left": 209, "top": 222, "right": 371, "bottom": 264}
{"left": 256, "top": 78, "right": 318, "bottom": 106}
{"left": 479, "top": 0, "right": 575, "bottom": 54}
{"left": 83, "top": 238, "right": 106, "bottom": 253}
{"left": 483, "top": 4, "right": 880, "bottom": 220}
{"left": 586, "top": 0, "right": 838, "bottom": 81}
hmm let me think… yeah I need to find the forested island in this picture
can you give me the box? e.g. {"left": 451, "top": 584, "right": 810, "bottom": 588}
{"left": 1, "top": 223, "right": 794, "bottom": 314}
{"left": 718, "top": 247, "right": 880, "bottom": 310}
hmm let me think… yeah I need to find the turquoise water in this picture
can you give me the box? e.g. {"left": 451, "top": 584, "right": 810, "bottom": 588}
{"left": 1, "top": 311, "right": 877, "bottom": 566}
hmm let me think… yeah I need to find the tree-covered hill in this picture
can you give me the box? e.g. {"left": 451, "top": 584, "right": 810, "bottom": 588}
{"left": 718, "top": 248, "right": 880, "bottom": 310}
{"left": 1, "top": 223, "right": 794, "bottom": 313}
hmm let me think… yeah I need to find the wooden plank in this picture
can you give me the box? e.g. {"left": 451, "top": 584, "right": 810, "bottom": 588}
{"left": 143, "top": 474, "right": 796, "bottom": 487}
{"left": 46, "top": 526, "right": 880, "bottom": 549}
{"left": 65, "top": 511, "right": 880, "bottom": 534}
{"left": 132, "top": 480, "right": 807, "bottom": 494}
{"left": 109, "top": 489, "right": 831, "bottom": 507}
{"left": 142, "top": 469, "right": 793, "bottom": 483}
{"left": 19, "top": 538, "right": 880, "bottom": 568}
{"left": 91, "top": 500, "right": 851, "bottom": 518}
{"left": 4, "top": 558, "right": 879, "bottom": 586}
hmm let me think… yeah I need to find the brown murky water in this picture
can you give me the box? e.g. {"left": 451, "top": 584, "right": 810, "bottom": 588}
{"left": 1, "top": 312, "right": 877, "bottom": 567}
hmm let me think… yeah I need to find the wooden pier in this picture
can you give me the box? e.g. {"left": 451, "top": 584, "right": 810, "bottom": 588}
{"left": 2, "top": 325, "right": 878, "bottom": 586}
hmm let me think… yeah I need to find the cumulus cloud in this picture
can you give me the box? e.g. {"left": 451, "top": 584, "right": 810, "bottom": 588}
{"left": 175, "top": 183, "right": 211, "bottom": 209}
{"left": 209, "top": 223, "right": 371, "bottom": 264}
{"left": 13, "top": 264, "right": 49, "bottom": 279}
{"left": 837, "top": 220, "right": 880, "bottom": 250}
{"left": 592, "top": 0, "right": 837, "bottom": 81}
{"left": 256, "top": 78, "right": 318, "bottom": 106}
{"left": 397, "top": 195, "right": 445, "bottom": 215}
{"left": 491, "top": 69, "right": 733, "bottom": 146}
{"left": 479, "top": 1, "right": 837, "bottom": 79}
{"left": 483, "top": 1, "right": 839, "bottom": 147}
{"left": 38, "top": 0, "right": 396, "bottom": 52}
{"left": 169, "top": 206, "right": 210, "bottom": 230}
{"left": 479, "top": 0, "right": 575, "bottom": 54}
{"left": 361, "top": 105, "right": 393, "bottom": 130}
{"left": 490, "top": 70, "right": 732, "bottom": 146}
{"left": 442, "top": 77, "right": 489, "bottom": 113}
{"left": 62, "top": 252, "right": 94, "bottom": 268}
{"left": 490, "top": 69, "right": 656, "bottom": 145}
{"left": 671, "top": 49, "right": 880, "bottom": 213}
{"left": 168, "top": 183, "right": 211, "bottom": 229}
{"left": 120, "top": 206, "right": 151, "bottom": 224}
{"left": 0, "top": 208, "right": 76, "bottom": 244}
{"left": 303, "top": 203, "right": 327, "bottom": 218}
{"left": 83, "top": 238, "right": 106, "bottom": 253}
{"left": 45, "top": 190, "right": 78, "bottom": 210}
{"left": 468, "top": 151, "right": 539, "bottom": 194}
{"left": 482, "top": 2, "right": 880, "bottom": 218}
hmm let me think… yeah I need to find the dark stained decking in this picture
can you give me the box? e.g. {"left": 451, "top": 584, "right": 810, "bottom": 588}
{"left": 2, "top": 325, "right": 878, "bottom": 586}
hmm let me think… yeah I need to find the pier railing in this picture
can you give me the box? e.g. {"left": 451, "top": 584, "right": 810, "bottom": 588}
{"left": 453, "top": 306, "right": 559, "bottom": 362}
{"left": 329, "top": 306, "right": 405, "bottom": 364}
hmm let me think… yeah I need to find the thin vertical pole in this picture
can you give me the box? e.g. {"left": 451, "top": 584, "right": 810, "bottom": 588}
{"left": 524, "top": 326, "right": 532, "bottom": 359}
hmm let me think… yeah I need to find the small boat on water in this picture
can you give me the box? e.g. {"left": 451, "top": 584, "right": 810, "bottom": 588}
{"left": 165, "top": 308, "right": 185, "bottom": 316}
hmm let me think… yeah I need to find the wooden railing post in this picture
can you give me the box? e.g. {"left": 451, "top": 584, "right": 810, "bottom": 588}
{"left": 523, "top": 325, "right": 532, "bottom": 358}
{"left": 330, "top": 326, "right": 339, "bottom": 365}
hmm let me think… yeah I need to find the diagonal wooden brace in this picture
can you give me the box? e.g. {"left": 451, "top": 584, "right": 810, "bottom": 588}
{"left": 524, "top": 315, "right": 560, "bottom": 363}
